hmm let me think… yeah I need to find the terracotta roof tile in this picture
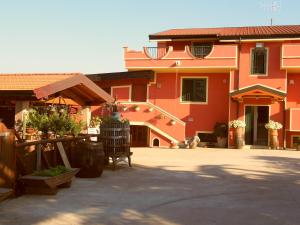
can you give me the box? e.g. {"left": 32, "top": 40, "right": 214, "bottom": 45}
{"left": 149, "top": 25, "right": 300, "bottom": 39}
{"left": 0, "top": 73, "right": 81, "bottom": 90}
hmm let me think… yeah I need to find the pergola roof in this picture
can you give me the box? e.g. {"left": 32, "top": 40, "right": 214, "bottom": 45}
{"left": 0, "top": 73, "right": 114, "bottom": 105}
{"left": 230, "top": 84, "right": 286, "bottom": 101}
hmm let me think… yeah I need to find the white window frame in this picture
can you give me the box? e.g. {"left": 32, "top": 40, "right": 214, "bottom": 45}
{"left": 250, "top": 47, "right": 269, "bottom": 76}
{"left": 180, "top": 76, "right": 208, "bottom": 104}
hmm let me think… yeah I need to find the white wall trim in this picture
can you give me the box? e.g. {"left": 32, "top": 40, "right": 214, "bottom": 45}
{"left": 111, "top": 85, "right": 132, "bottom": 102}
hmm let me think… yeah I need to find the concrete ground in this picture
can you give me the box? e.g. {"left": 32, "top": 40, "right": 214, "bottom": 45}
{"left": 1, "top": 148, "right": 300, "bottom": 225}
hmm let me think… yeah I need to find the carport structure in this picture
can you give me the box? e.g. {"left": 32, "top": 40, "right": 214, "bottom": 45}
{"left": 0, "top": 73, "right": 114, "bottom": 128}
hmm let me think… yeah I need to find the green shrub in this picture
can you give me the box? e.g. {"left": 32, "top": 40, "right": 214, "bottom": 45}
{"left": 33, "top": 165, "right": 70, "bottom": 177}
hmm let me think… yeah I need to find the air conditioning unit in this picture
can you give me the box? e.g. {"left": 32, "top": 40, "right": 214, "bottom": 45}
{"left": 256, "top": 43, "right": 264, "bottom": 48}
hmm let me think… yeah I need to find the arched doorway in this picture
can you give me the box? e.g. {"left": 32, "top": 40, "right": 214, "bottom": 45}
{"left": 152, "top": 138, "right": 160, "bottom": 147}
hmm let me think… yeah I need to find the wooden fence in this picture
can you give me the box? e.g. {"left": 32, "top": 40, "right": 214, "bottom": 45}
{"left": 0, "top": 132, "right": 99, "bottom": 197}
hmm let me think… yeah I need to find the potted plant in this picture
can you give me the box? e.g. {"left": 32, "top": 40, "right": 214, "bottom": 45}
{"left": 20, "top": 165, "right": 79, "bottom": 195}
{"left": 121, "top": 105, "right": 128, "bottom": 111}
{"left": 214, "top": 122, "right": 228, "bottom": 148}
{"left": 89, "top": 116, "right": 101, "bottom": 128}
{"left": 265, "top": 120, "right": 282, "bottom": 149}
{"left": 229, "top": 120, "right": 246, "bottom": 149}
{"left": 156, "top": 114, "right": 165, "bottom": 120}
{"left": 133, "top": 105, "right": 140, "bottom": 111}
{"left": 170, "top": 120, "right": 176, "bottom": 125}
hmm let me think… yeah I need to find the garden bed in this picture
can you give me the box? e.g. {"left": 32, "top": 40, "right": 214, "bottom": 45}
{"left": 20, "top": 167, "right": 79, "bottom": 195}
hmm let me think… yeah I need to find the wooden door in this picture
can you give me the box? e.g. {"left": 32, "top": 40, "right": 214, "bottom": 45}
{"left": 130, "top": 126, "right": 149, "bottom": 147}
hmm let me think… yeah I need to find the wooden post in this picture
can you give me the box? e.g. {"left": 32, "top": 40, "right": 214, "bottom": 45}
{"left": 56, "top": 142, "right": 71, "bottom": 169}
{"left": 0, "top": 130, "right": 16, "bottom": 190}
{"left": 36, "top": 144, "right": 42, "bottom": 170}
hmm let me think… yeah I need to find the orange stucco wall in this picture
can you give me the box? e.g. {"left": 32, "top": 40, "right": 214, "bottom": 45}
{"left": 149, "top": 73, "right": 229, "bottom": 137}
{"left": 237, "top": 42, "right": 286, "bottom": 91}
{"left": 111, "top": 86, "right": 131, "bottom": 102}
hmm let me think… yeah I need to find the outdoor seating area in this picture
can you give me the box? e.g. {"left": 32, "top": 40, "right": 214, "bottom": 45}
{"left": 0, "top": 73, "right": 133, "bottom": 200}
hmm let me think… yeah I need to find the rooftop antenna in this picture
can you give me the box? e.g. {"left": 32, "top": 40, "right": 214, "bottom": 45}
{"left": 261, "top": 0, "right": 281, "bottom": 25}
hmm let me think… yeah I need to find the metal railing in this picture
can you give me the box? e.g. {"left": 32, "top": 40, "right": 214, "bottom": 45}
{"left": 144, "top": 47, "right": 168, "bottom": 59}
{"left": 190, "top": 45, "right": 212, "bottom": 58}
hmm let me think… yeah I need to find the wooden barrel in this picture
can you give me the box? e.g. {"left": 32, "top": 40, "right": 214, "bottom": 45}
{"left": 0, "top": 130, "right": 16, "bottom": 190}
{"left": 100, "top": 120, "right": 131, "bottom": 169}
{"left": 100, "top": 120, "right": 130, "bottom": 156}
{"left": 75, "top": 141, "right": 104, "bottom": 178}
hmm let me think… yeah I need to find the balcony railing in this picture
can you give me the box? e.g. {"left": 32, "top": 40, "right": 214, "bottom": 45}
{"left": 190, "top": 45, "right": 212, "bottom": 58}
{"left": 124, "top": 44, "right": 238, "bottom": 70}
{"left": 144, "top": 47, "right": 168, "bottom": 59}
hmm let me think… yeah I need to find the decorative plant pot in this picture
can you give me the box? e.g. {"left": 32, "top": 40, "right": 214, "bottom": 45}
{"left": 216, "top": 137, "right": 228, "bottom": 148}
{"left": 26, "top": 127, "right": 35, "bottom": 134}
{"left": 156, "top": 114, "right": 165, "bottom": 120}
{"left": 234, "top": 127, "right": 244, "bottom": 149}
{"left": 133, "top": 106, "right": 141, "bottom": 112}
{"left": 269, "top": 129, "right": 279, "bottom": 150}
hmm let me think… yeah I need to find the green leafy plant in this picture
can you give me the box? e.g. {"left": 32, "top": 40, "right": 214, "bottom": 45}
{"left": 214, "top": 122, "right": 228, "bottom": 138}
{"left": 33, "top": 165, "right": 71, "bottom": 177}
{"left": 89, "top": 116, "right": 101, "bottom": 128}
{"left": 26, "top": 108, "right": 83, "bottom": 136}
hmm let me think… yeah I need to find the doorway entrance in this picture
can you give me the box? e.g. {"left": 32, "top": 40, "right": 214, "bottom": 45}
{"left": 245, "top": 106, "right": 269, "bottom": 146}
{"left": 130, "top": 125, "right": 149, "bottom": 147}
{"left": 0, "top": 105, "right": 15, "bottom": 129}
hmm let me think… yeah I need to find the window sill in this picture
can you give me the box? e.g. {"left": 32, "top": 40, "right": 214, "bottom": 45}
{"left": 180, "top": 101, "right": 208, "bottom": 105}
{"left": 249, "top": 74, "right": 268, "bottom": 77}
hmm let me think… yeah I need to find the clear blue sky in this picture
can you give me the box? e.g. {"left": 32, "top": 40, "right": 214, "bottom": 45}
{"left": 0, "top": 0, "right": 299, "bottom": 74}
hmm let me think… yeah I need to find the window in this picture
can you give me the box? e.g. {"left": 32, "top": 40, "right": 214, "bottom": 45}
{"left": 197, "top": 132, "right": 216, "bottom": 142}
{"left": 181, "top": 78, "right": 207, "bottom": 103}
{"left": 292, "top": 136, "right": 300, "bottom": 148}
{"left": 190, "top": 43, "right": 212, "bottom": 58}
{"left": 251, "top": 47, "right": 268, "bottom": 75}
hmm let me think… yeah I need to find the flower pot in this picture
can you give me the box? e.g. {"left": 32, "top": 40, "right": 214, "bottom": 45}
{"left": 234, "top": 127, "right": 244, "bottom": 149}
{"left": 216, "top": 137, "right": 228, "bottom": 148}
{"left": 269, "top": 129, "right": 279, "bottom": 150}
{"left": 133, "top": 106, "right": 140, "bottom": 111}
{"left": 26, "top": 127, "right": 35, "bottom": 134}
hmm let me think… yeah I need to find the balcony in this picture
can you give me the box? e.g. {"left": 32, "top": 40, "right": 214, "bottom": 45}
{"left": 124, "top": 45, "right": 238, "bottom": 72}
{"left": 281, "top": 44, "right": 300, "bottom": 72}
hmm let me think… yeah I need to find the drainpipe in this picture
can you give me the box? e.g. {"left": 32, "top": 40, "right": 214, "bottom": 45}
{"left": 283, "top": 98, "right": 286, "bottom": 149}
{"left": 236, "top": 38, "right": 242, "bottom": 119}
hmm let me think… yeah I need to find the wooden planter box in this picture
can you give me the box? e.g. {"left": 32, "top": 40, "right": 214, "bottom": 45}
{"left": 20, "top": 168, "right": 79, "bottom": 195}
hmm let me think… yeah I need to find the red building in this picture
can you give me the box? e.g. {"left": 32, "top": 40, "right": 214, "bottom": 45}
{"left": 89, "top": 25, "right": 300, "bottom": 149}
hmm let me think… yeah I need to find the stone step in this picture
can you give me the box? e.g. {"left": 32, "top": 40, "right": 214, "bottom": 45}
{"left": 0, "top": 188, "right": 13, "bottom": 202}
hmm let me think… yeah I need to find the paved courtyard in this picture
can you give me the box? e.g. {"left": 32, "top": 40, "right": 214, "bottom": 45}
{"left": 1, "top": 148, "right": 300, "bottom": 225}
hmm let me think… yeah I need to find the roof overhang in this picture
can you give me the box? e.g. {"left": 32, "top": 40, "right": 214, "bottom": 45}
{"left": 0, "top": 73, "right": 114, "bottom": 105}
{"left": 230, "top": 85, "right": 286, "bottom": 102}
{"left": 87, "top": 70, "right": 155, "bottom": 82}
